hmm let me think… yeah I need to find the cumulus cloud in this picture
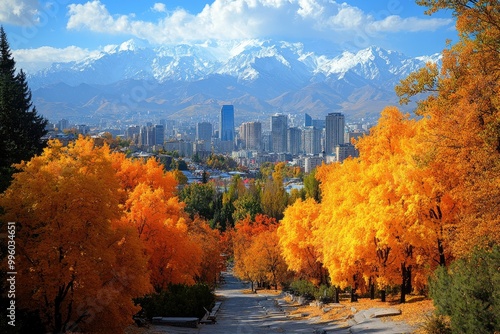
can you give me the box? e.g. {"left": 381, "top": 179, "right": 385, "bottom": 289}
{"left": 152, "top": 3, "right": 167, "bottom": 13}
{"left": 65, "top": 0, "right": 453, "bottom": 45}
{"left": 13, "top": 46, "right": 100, "bottom": 73}
{"left": 0, "top": 0, "right": 40, "bottom": 26}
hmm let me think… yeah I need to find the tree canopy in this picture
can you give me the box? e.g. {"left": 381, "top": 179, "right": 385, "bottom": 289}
{"left": 0, "top": 26, "right": 47, "bottom": 192}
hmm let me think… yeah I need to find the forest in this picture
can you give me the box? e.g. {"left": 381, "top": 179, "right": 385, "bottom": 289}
{"left": 1, "top": 1, "right": 500, "bottom": 333}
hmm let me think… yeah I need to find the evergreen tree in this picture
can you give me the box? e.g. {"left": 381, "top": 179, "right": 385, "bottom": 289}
{"left": 0, "top": 26, "right": 47, "bottom": 192}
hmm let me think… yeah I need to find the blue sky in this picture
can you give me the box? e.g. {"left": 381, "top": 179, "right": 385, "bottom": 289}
{"left": 1, "top": 0, "right": 457, "bottom": 72}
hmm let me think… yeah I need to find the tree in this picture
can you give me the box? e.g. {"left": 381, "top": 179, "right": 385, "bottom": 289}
{"left": 398, "top": 0, "right": 500, "bottom": 256}
{"left": 261, "top": 169, "right": 288, "bottom": 221}
{"left": 311, "top": 107, "right": 452, "bottom": 302}
{"left": 279, "top": 198, "right": 327, "bottom": 285}
{"left": 0, "top": 26, "right": 47, "bottom": 192}
{"left": 429, "top": 246, "right": 500, "bottom": 333}
{"left": 232, "top": 214, "right": 279, "bottom": 291}
{"left": 0, "top": 137, "right": 150, "bottom": 333}
{"left": 179, "top": 182, "right": 218, "bottom": 220}
{"left": 303, "top": 168, "right": 321, "bottom": 202}
{"left": 117, "top": 162, "right": 202, "bottom": 291}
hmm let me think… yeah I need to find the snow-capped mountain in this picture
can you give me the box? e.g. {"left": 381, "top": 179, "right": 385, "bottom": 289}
{"left": 28, "top": 39, "right": 440, "bottom": 124}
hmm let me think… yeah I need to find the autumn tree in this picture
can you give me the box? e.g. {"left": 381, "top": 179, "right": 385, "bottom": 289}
{"left": 250, "top": 229, "right": 290, "bottom": 290}
{"left": 279, "top": 198, "right": 327, "bottom": 285}
{"left": 0, "top": 137, "right": 150, "bottom": 333}
{"left": 112, "top": 153, "right": 204, "bottom": 291}
{"left": 0, "top": 26, "right": 47, "bottom": 192}
{"left": 310, "top": 107, "right": 454, "bottom": 302}
{"left": 397, "top": 0, "right": 500, "bottom": 256}
{"left": 232, "top": 214, "right": 283, "bottom": 291}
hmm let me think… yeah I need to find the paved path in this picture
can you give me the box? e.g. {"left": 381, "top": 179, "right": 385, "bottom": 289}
{"left": 145, "top": 272, "right": 415, "bottom": 334}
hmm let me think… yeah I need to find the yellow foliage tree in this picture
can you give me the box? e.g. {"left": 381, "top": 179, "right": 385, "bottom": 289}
{"left": 398, "top": 0, "right": 500, "bottom": 256}
{"left": 278, "top": 198, "right": 327, "bottom": 285}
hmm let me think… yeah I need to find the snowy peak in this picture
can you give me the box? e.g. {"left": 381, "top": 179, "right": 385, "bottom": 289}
{"left": 27, "top": 39, "right": 439, "bottom": 103}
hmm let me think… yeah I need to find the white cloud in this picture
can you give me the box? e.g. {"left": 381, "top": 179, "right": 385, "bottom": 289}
{"left": 152, "top": 3, "right": 167, "bottom": 13}
{"left": 370, "top": 15, "right": 453, "bottom": 32}
{"left": 65, "top": 0, "right": 453, "bottom": 44}
{"left": 0, "top": 0, "right": 39, "bottom": 26}
{"left": 12, "top": 46, "right": 100, "bottom": 73}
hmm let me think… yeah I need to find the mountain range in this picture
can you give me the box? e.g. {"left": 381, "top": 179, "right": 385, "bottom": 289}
{"left": 27, "top": 39, "right": 439, "bottom": 126}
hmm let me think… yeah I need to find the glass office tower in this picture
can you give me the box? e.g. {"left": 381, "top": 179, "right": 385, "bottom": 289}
{"left": 219, "top": 105, "right": 235, "bottom": 142}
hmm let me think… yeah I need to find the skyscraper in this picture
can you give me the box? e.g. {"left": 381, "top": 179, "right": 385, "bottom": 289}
{"left": 271, "top": 114, "right": 288, "bottom": 153}
{"left": 304, "top": 113, "right": 312, "bottom": 127}
{"left": 240, "top": 121, "right": 262, "bottom": 150}
{"left": 302, "top": 126, "right": 322, "bottom": 155}
{"left": 325, "top": 112, "right": 345, "bottom": 155}
{"left": 287, "top": 127, "right": 301, "bottom": 155}
{"left": 196, "top": 122, "right": 213, "bottom": 142}
{"left": 219, "top": 105, "right": 235, "bottom": 142}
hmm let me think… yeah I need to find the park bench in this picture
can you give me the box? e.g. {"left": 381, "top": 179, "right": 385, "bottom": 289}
{"left": 200, "top": 301, "right": 222, "bottom": 324}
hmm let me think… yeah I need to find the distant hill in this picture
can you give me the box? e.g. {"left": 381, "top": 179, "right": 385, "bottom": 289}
{"left": 27, "top": 39, "right": 439, "bottom": 125}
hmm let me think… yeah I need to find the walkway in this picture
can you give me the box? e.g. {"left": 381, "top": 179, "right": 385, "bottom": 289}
{"left": 143, "top": 272, "right": 414, "bottom": 334}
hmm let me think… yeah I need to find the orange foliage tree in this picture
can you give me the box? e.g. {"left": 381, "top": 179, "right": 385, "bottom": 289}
{"left": 397, "top": 0, "right": 500, "bottom": 256}
{"left": 120, "top": 182, "right": 202, "bottom": 291}
{"left": 232, "top": 214, "right": 288, "bottom": 291}
{"left": 0, "top": 137, "right": 150, "bottom": 333}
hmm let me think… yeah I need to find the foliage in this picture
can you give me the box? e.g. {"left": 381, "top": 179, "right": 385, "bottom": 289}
{"left": 398, "top": 0, "right": 500, "bottom": 256}
{"left": 0, "top": 27, "right": 47, "bottom": 192}
{"left": 422, "top": 314, "right": 452, "bottom": 334}
{"left": 289, "top": 280, "right": 316, "bottom": 298}
{"left": 0, "top": 137, "right": 151, "bottom": 333}
{"left": 429, "top": 247, "right": 500, "bottom": 334}
{"left": 179, "top": 182, "right": 218, "bottom": 220}
{"left": 261, "top": 174, "right": 288, "bottom": 220}
{"left": 279, "top": 198, "right": 327, "bottom": 285}
{"left": 136, "top": 284, "right": 215, "bottom": 320}
{"left": 303, "top": 169, "right": 321, "bottom": 201}
{"left": 232, "top": 214, "right": 288, "bottom": 290}
{"left": 205, "top": 153, "right": 237, "bottom": 171}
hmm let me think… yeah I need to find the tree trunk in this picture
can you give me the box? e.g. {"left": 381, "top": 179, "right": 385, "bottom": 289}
{"left": 400, "top": 263, "right": 411, "bottom": 304}
{"left": 381, "top": 289, "right": 386, "bottom": 302}
{"left": 370, "top": 280, "right": 375, "bottom": 300}
{"left": 437, "top": 238, "right": 446, "bottom": 267}
{"left": 334, "top": 287, "right": 340, "bottom": 303}
{"left": 350, "top": 288, "right": 357, "bottom": 302}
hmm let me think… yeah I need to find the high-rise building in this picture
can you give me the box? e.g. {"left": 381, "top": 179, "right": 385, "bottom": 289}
{"left": 240, "top": 121, "right": 262, "bottom": 150}
{"left": 57, "top": 119, "right": 70, "bottom": 131}
{"left": 271, "top": 114, "right": 288, "bottom": 153}
{"left": 287, "top": 127, "right": 301, "bottom": 155}
{"left": 304, "top": 113, "right": 312, "bottom": 127}
{"left": 196, "top": 122, "right": 213, "bottom": 142}
{"left": 302, "top": 126, "right": 322, "bottom": 155}
{"left": 219, "top": 105, "right": 235, "bottom": 142}
{"left": 325, "top": 112, "right": 345, "bottom": 155}
{"left": 153, "top": 124, "right": 164, "bottom": 145}
{"left": 126, "top": 125, "right": 140, "bottom": 141}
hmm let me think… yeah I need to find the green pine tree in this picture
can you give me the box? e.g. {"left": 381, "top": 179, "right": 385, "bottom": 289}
{"left": 0, "top": 26, "right": 47, "bottom": 192}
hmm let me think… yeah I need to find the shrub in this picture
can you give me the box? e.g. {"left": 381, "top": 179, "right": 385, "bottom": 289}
{"left": 429, "top": 246, "right": 500, "bottom": 334}
{"left": 314, "top": 285, "right": 337, "bottom": 302}
{"left": 421, "top": 314, "right": 452, "bottom": 334}
{"left": 136, "top": 284, "right": 215, "bottom": 320}
{"left": 289, "top": 280, "right": 316, "bottom": 298}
